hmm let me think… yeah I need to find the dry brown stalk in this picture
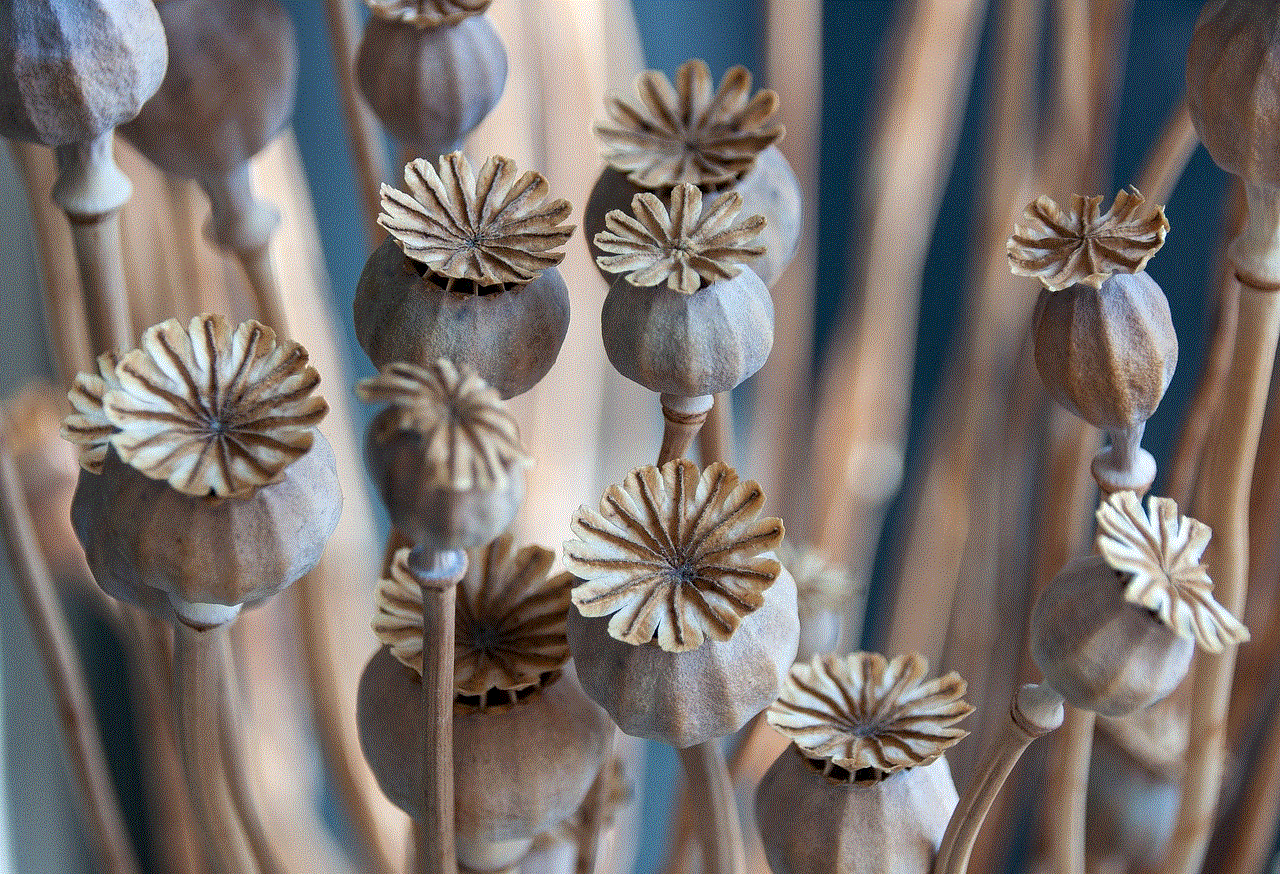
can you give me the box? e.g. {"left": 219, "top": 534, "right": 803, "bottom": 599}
{"left": 804, "top": 0, "right": 985, "bottom": 636}
{"left": 0, "top": 433, "right": 140, "bottom": 874}
{"left": 698, "top": 392, "right": 734, "bottom": 467}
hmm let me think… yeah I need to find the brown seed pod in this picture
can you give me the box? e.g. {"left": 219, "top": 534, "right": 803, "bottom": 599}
{"left": 64, "top": 315, "right": 338, "bottom": 626}
{"left": 359, "top": 359, "right": 530, "bottom": 549}
{"left": 119, "top": 0, "right": 296, "bottom": 179}
{"left": 0, "top": 0, "right": 167, "bottom": 147}
{"left": 755, "top": 653, "right": 970, "bottom": 874}
{"left": 1185, "top": 1, "right": 1280, "bottom": 188}
{"left": 357, "top": 537, "right": 613, "bottom": 871}
{"left": 585, "top": 59, "right": 800, "bottom": 287}
{"left": 595, "top": 184, "right": 774, "bottom": 397}
{"left": 356, "top": 154, "right": 573, "bottom": 399}
{"left": 356, "top": 10, "right": 505, "bottom": 157}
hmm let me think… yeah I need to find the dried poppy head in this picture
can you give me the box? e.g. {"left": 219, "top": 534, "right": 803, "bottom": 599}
{"left": 359, "top": 359, "right": 530, "bottom": 549}
{"left": 565, "top": 458, "right": 798, "bottom": 748}
{"left": 358, "top": 535, "right": 613, "bottom": 871}
{"left": 1031, "top": 492, "right": 1247, "bottom": 716}
{"left": 594, "top": 184, "right": 774, "bottom": 397}
{"left": 66, "top": 315, "right": 339, "bottom": 628}
{"left": 366, "top": 0, "right": 491, "bottom": 28}
{"left": 756, "top": 652, "right": 971, "bottom": 874}
{"left": 779, "top": 540, "right": 857, "bottom": 658}
{"left": 356, "top": 154, "right": 573, "bottom": 398}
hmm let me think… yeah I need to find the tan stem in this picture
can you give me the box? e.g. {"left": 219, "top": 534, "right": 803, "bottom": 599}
{"left": 0, "top": 436, "right": 141, "bottom": 874}
{"left": 405, "top": 548, "right": 468, "bottom": 874}
{"left": 1160, "top": 189, "right": 1280, "bottom": 874}
{"left": 1222, "top": 691, "right": 1280, "bottom": 874}
{"left": 676, "top": 741, "right": 744, "bottom": 874}
{"left": 1044, "top": 707, "right": 1094, "bottom": 874}
{"left": 933, "top": 684, "right": 1064, "bottom": 874}
{"left": 219, "top": 654, "right": 289, "bottom": 874}
{"left": 575, "top": 734, "right": 617, "bottom": 874}
{"left": 175, "top": 621, "right": 260, "bottom": 874}
{"left": 1134, "top": 99, "right": 1197, "bottom": 206}
{"left": 324, "top": 0, "right": 388, "bottom": 250}
{"left": 697, "top": 392, "right": 733, "bottom": 466}
{"left": 658, "top": 394, "right": 713, "bottom": 465}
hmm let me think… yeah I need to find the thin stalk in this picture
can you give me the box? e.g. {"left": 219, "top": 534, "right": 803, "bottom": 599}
{"left": 403, "top": 547, "right": 468, "bottom": 874}
{"left": 1045, "top": 707, "right": 1094, "bottom": 874}
{"left": 676, "top": 741, "right": 744, "bottom": 874}
{"left": 324, "top": 0, "right": 388, "bottom": 250}
{"left": 933, "top": 684, "right": 1064, "bottom": 874}
{"left": 697, "top": 392, "right": 733, "bottom": 467}
{"left": 575, "top": 735, "right": 617, "bottom": 874}
{"left": 659, "top": 394, "right": 714, "bottom": 466}
{"left": 1222, "top": 692, "right": 1280, "bottom": 874}
{"left": 175, "top": 621, "right": 260, "bottom": 874}
{"left": 1160, "top": 185, "right": 1280, "bottom": 874}
{"left": 0, "top": 435, "right": 140, "bottom": 874}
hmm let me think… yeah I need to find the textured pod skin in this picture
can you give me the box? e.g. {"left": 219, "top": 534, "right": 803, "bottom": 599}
{"left": 1186, "top": 0, "right": 1280, "bottom": 186}
{"left": 567, "top": 567, "right": 797, "bottom": 748}
{"left": 1031, "top": 554, "right": 1193, "bottom": 717}
{"left": 601, "top": 268, "right": 774, "bottom": 397}
{"left": 755, "top": 750, "right": 957, "bottom": 874}
{"left": 120, "top": 0, "right": 296, "bottom": 176}
{"left": 357, "top": 14, "right": 506, "bottom": 156}
{"left": 585, "top": 145, "right": 802, "bottom": 288}
{"left": 363, "top": 410, "right": 524, "bottom": 549}
{"left": 355, "top": 238, "right": 570, "bottom": 399}
{"left": 357, "top": 647, "right": 615, "bottom": 870}
{"left": 1032, "top": 272, "right": 1177, "bottom": 431}
{"left": 71, "top": 433, "right": 341, "bottom": 614}
{"left": 0, "top": 0, "right": 167, "bottom": 145}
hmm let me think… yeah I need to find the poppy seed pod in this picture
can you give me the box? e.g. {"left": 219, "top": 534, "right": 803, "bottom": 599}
{"left": 356, "top": 9, "right": 506, "bottom": 158}
{"left": 586, "top": 59, "right": 801, "bottom": 287}
{"left": 356, "top": 153, "right": 574, "bottom": 399}
{"left": 595, "top": 184, "right": 774, "bottom": 398}
{"left": 0, "top": 0, "right": 167, "bottom": 147}
{"left": 755, "top": 653, "right": 971, "bottom": 874}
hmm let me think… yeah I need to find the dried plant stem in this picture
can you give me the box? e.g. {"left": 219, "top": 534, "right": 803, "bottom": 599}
{"left": 1045, "top": 707, "right": 1094, "bottom": 874}
{"left": 406, "top": 548, "right": 467, "bottom": 874}
{"left": 201, "top": 166, "right": 290, "bottom": 335}
{"left": 324, "top": 0, "right": 388, "bottom": 250}
{"left": 676, "top": 741, "right": 745, "bottom": 874}
{"left": 933, "top": 684, "right": 1064, "bottom": 874}
{"left": 1134, "top": 99, "right": 1197, "bottom": 207}
{"left": 1161, "top": 185, "right": 1280, "bottom": 874}
{"left": 575, "top": 735, "right": 617, "bottom": 874}
{"left": 659, "top": 394, "right": 714, "bottom": 466}
{"left": 697, "top": 393, "right": 733, "bottom": 467}
{"left": 0, "top": 436, "right": 140, "bottom": 874}
{"left": 1222, "top": 691, "right": 1280, "bottom": 874}
{"left": 175, "top": 621, "right": 260, "bottom": 874}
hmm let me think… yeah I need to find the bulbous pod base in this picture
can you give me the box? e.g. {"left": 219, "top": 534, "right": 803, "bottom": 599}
{"left": 601, "top": 268, "right": 774, "bottom": 398}
{"left": 119, "top": 0, "right": 297, "bottom": 177}
{"left": 1032, "top": 272, "right": 1177, "bottom": 433}
{"left": 364, "top": 411, "right": 524, "bottom": 550}
{"left": 355, "top": 238, "right": 570, "bottom": 399}
{"left": 585, "top": 145, "right": 802, "bottom": 288}
{"left": 567, "top": 568, "right": 798, "bottom": 748}
{"left": 1031, "top": 555, "right": 1193, "bottom": 717}
{"left": 357, "top": 647, "right": 615, "bottom": 871}
{"left": 755, "top": 749, "right": 957, "bottom": 874}
{"left": 0, "top": 0, "right": 167, "bottom": 146}
{"left": 1185, "top": 1, "right": 1280, "bottom": 187}
{"left": 70, "top": 433, "right": 341, "bottom": 620}
{"left": 356, "top": 14, "right": 506, "bottom": 157}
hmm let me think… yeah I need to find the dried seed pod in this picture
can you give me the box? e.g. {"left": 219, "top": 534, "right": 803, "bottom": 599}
{"left": 1031, "top": 492, "right": 1247, "bottom": 716}
{"left": 359, "top": 359, "right": 530, "bottom": 549}
{"left": 355, "top": 153, "right": 573, "bottom": 399}
{"left": 358, "top": 539, "right": 613, "bottom": 871}
{"left": 66, "top": 315, "right": 339, "bottom": 627}
{"left": 0, "top": 0, "right": 167, "bottom": 147}
{"left": 595, "top": 184, "right": 773, "bottom": 397}
{"left": 356, "top": 4, "right": 505, "bottom": 157}
{"left": 780, "top": 540, "right": 856, "bottom": 659}
{"left": 585, "top": 59, "right": 800, "bottom": 287}
{"left": 564, "top": 458, "right": 797, "bottom": 747}
{"left": 1011, "top": 189, "right": 1175, "bottom": 493}
{"left": 756, "top": 653, "right": 971, "bottom": 874}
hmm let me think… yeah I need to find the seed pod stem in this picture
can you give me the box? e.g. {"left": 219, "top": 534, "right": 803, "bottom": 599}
{"left": 677, "top": 741, "right": 745, "bottom": 874}
{"left": 659, "top": 393, "right": 714, "bottom": 465}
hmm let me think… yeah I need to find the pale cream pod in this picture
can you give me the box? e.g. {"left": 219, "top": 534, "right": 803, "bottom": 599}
{"left": 755, "top": 652, "right": 972, "bottom": 874}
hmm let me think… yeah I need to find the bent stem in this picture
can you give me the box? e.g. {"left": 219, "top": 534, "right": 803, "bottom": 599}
{"left": 676, "top": 741, "right": 745, "bottom": 874}
{"left": 175, "top": 621, "right": 259, "bottom": 874}
{"left": 1161, "top": 184, "right": 1280, "bottom": 874}
{"left": 404, "top": 547, "right": 468, "bottom": 874}
{"left": 934, "top": 684, "right": 1064, "bottom": 874}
